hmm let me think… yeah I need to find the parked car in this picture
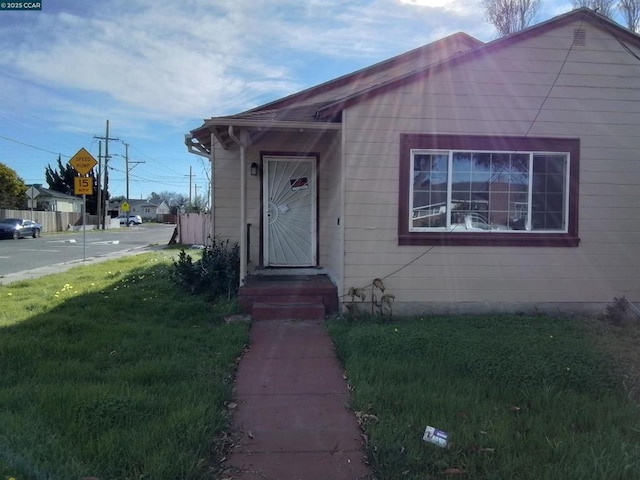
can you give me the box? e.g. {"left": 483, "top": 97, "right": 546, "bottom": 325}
{"left": 117, "top": 214, "right": 143, "bottom": 226}
{"left": 0, "top": 218, "right": 42, "bottom": 240}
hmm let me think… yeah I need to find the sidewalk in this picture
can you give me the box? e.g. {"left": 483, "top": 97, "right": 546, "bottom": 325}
{"left": 0, "top": 244, "right": 161, "bottom": 285}
{"left": 223, "top": 319, "right": 372, "bottom": 480}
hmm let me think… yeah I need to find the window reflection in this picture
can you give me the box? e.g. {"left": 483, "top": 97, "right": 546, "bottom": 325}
{"left": 412, "top": 153, "right": 448, "bottom": 228}
{"left": 411, "top": 149, "right": 567, "bottom": 232}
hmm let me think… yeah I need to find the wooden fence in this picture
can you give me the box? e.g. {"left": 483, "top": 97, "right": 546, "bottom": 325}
{"left": 178, "top": 213, "right": 212, "bottom": 245}
{"left": 0, "top": 209, "right": 98, "bottom": 233}
{"left": 0, "top": 209, "right": 212, "bottom": 243}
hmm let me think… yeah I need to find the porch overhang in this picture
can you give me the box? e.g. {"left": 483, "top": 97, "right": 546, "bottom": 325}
{"left": 186, "top": 118, "right": 342, "bottom": 153}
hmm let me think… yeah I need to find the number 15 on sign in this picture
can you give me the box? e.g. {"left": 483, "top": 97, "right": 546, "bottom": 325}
{"left": 74, "top": 177, "right": 93, "bottom": 195}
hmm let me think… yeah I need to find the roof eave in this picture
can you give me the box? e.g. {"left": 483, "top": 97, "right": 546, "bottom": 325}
{"left": 190, "top": 118, "right": 341, "bottom": 150}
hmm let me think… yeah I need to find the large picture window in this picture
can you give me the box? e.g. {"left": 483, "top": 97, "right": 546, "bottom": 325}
{"left": 399, "top": 135, "right": 580, "bottom": 246}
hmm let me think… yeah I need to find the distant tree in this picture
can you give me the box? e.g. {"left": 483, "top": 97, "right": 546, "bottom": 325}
{"left": 148, "top": 191, "right": 188, "bottom": 215}
{"left": 0, "top": 162, "right": 27, "bottom": 209}
{"left": 185, "top": 193, "right": 209, "bottom": 214}
{"left": 45, "top": 155, "right": 100, "bottom": 215}
{"left": 45, "top": 155, "right": 75, "bottom": 196}
{"left": 482, "top": 0, "right": 541, "bottom": 36}
{"left": 571, "top": 0, "right": 616, "bottom": 18}
{"left": 619, "top": 0, "right": 640, "bottom": 30}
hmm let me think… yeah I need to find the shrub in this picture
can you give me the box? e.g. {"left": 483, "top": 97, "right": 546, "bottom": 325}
{"left": 172, "top": 238, "right": 240, "bottom": 299}
{"left": 601, "top": 295, "right": 633, "bottom": 326}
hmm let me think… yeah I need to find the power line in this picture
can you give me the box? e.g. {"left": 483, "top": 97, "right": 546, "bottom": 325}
{"left": 0, "top": 130, "right": 198, "bottom": 199}
{"left": 0, "top": 134, "right": 69, "bottom": 158}
{"left": 524, "top": 18, "right": 583, "bottom": 138}
{"left": 128, "top": 143, "right": 190, "bottom": 177}
{"left": 0, "top": 132, "right": 198, "bottom": 185}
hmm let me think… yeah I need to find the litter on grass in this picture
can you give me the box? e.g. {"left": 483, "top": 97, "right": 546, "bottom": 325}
{"left": 423, "top": 425, "right": 448, "bottom": 448}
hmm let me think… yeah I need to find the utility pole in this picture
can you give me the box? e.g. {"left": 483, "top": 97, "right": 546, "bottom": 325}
{"left": 96, "top": 141, "right": 102, "bottom": 230}
{"left": 94, "top": 120, "right": 118, "bottom": 229}
{"left": 122, "top": 141, "right": 145, "bottom": 207}
{"left": 189, "top": 166, "right": 193, "bottom": 205}
{"left": 185, "top": 166, "right": 198, "bottom": 209}
{"left": 124, "top": 142, "right": 129, "bottom": 204}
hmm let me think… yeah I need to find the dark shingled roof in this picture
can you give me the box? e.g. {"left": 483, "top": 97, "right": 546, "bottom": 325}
{"left": 226, "top": 103, "right": 333, "bottom": 122}
{"left": 188, "top": 9, "right": 640, "bottom": 150}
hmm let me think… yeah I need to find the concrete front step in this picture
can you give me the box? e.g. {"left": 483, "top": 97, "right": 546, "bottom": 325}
{"left": 252, "top": 302, "right": 326, "bottom": 321}
{"left": 239, "top": 274, "right": 338, "bottom": 320}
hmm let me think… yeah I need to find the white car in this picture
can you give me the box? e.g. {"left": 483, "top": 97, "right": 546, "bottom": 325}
{"left": 118, "top": 215, "right": 143, "bottom": 226}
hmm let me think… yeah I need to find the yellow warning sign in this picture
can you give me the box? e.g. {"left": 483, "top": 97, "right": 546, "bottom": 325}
{"left": 69, "top": 148, "right": 98, "bottom": 175}
{"left": 74, "top": 177, "right": 93, "bottom": 195}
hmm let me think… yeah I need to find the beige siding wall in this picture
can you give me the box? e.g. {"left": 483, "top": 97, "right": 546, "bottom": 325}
{"left": 212, "top": 146, "right": 242, "bottom": 244}
{"left": 342, "top": 20, "right": 640, "bottom": 313}
{"left": 315, "top": 133, "right": 343, "bottom": 285}
{"left": 212, "top": 131, "right": 343, "bottom": 281}
{"left": 53, "top": 200, "right": 79, "bottom": 213}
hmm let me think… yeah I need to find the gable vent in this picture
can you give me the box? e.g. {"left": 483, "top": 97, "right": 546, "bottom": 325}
{"left": 573, "top": 28, "right": 586, "bottom": 46}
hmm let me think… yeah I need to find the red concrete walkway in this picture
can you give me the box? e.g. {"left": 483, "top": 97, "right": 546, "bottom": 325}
{"left": 223, "top": 319, "right": 372, "bottom": 480}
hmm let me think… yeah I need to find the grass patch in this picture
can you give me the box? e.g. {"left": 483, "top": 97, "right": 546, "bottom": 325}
{"left": 328, "top": 315, "right": 640, "bottom": 480}
{"left": 0, "top": 252, "right": 249, "bottom": 480}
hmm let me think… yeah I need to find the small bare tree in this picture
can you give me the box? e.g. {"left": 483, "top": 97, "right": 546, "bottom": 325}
{"left": 482, "top": 0, "right": 541, "bottom": 36}
{"left": 571, "top": 0, "right": 616, "bottom": 18}
{"left": 619, "top": 0, "right": 640, "bottom": 31}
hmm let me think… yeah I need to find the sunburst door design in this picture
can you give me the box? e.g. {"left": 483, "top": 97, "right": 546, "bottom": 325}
{"left": 263, "top": 156, "right": 317, "bottom": 267}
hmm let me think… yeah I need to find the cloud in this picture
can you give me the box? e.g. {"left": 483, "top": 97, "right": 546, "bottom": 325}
{"left": 250, "top": 0, "right": 486, "bottom": 59}
{"left": 0, "top": 0, "right": 491, "bottom": 131}
{"left": 399, "top": 0, "right": 475, "bottom": 11}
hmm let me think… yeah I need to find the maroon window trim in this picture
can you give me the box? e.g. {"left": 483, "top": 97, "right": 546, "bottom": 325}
{"left": 398, "top": 134, "right": 580, "bottom": 247}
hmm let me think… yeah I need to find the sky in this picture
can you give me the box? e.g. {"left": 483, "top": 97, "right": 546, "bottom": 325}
{"left": 0, "top": 0, "right": 580, "bottom": 202}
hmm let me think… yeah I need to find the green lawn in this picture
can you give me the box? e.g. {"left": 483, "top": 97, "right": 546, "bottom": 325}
{"left": 0, "top": 252, "right": 249, "bottom": 480}
{"left": 3, "top": 252, "right": 639, "bottom": 480}
{"left": 328, "top": 315, "right": 640, "bottom": 480}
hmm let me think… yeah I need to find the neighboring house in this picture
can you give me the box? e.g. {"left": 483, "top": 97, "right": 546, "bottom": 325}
{"left": 156, "top": 201, "right": 170, "bottom": 216}
{"left": 185, "top": 8, "right": 640, "bottom": 315}
{"left": 128, "top": 200, "right": 159, "bottom": 220}
{"left": 29, "top": 185, "right": 83, "bottom": 213}
{"left": 111, "top": 200, "right": 160, "bottom": 221}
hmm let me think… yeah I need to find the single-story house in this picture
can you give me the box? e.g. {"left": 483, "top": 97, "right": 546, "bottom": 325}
{"left": 185, "top": 8, "right": 640, "bottom": 317}
{"left": 29, "top": 185, "right": 83, "bottom": 213}
{"left": 156, "top": 200, "right": 170, "bottom": 216}
{"left": 110, "top": 200, "right": 166, "bottom": 221}
{"left": 127, "top": 200, "right": 159, "bottom": 220}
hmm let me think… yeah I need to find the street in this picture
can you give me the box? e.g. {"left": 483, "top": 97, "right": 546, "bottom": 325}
{"left": 0, "top": 223, "right": 176, "bottom": 283}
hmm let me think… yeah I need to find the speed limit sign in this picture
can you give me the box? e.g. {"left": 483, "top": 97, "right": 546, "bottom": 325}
{"left": 74, "top": 177, "right": 93, "bottom": 195}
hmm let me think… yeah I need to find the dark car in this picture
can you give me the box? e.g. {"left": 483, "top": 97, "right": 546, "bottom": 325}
{"left": 0, "top": 218, "right": 42, "bottom": 240}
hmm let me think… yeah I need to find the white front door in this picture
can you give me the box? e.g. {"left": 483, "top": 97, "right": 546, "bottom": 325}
{"left": 263, "top": 155, "right": 317, "bottom": 267}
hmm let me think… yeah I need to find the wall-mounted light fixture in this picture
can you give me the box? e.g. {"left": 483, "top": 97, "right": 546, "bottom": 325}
{"left": 250, "top": 162, "right": 259, "bottom": 176}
